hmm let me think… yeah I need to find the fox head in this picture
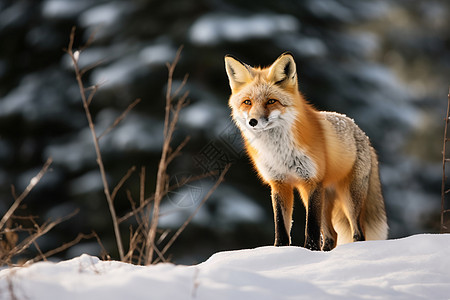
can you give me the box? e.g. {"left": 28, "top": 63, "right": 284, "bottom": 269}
{"left": 225, "top": 52, "right": 300, "bottom": 133}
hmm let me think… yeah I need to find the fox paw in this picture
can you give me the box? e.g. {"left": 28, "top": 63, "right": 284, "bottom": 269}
{"left": 304, "top": 238, "right": 321, "bottom": 251}
{"left": 321, "top": 237, "right": 335, "bottom": 251}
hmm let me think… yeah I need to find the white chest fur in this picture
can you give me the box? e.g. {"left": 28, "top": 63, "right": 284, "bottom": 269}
{"left": 242, "top": 124, "right": 316, "bottom": 182}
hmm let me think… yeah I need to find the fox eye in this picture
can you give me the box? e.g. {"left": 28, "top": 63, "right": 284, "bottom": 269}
{"left": 267, "top": 99, "right": 277, "bottom": 105}
{"left": 243, "top": 99, "right": 252, "bottom": 105}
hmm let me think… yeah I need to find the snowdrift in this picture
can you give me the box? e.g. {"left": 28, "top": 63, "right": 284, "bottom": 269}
{"left": 1, "top": 234, "right": 449, "bottom": 300}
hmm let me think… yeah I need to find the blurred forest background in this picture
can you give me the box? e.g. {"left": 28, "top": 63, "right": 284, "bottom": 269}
{"left": 0, "top": 0, "right": 449, "bottom": 264}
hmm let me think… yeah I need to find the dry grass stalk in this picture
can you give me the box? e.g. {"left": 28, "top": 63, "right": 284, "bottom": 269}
{"left": 64, "top": 28, "right": 228, "bottom": 264}
{"left": 115, "top": 46, "right": 228, "bottom": 265}
{"left": 1, "top": 210, "right": 78, "bottom": 265}
{"left": 117, "top": 171, "right": 214, "bottom": 225}
{"left": 441, "top": 88, "right": 450, "bottom": 233}
{"left": 0, "top": 158, "right": 53, "bottom": 231}
{"left": 144, "top": 46, "right": 193, "bottom": 265}
{"left": 65, "top": 27, "right": 141, "bottom": 260}
{"left": 31, "top": 232, "right": 97, "bottom": 263}
{"left": 158, "top": 164, "right": 230, "bottom": 261}
{"left": 0, "top": 158, "right": 54, "bottom": 265}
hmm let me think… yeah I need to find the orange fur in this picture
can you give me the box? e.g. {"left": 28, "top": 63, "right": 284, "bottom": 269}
{"left": 225, "top": 53, "right": 388, "bottom": 250}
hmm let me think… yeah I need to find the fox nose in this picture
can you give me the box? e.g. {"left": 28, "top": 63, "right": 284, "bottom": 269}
{"left": 249, "top": 118, "right": 258, "bottom": 127}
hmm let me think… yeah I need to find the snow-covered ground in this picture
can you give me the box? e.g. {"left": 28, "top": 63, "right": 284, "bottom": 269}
{"left": 1, "top": 234, "right": 449, "bottom": 300}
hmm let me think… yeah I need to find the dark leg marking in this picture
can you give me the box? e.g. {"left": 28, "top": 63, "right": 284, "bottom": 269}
{"left": 304, "top": 187, "right": 322, "bottom": 251}
{"left": 274, "top": 197, "right": 290, "bottom": 246}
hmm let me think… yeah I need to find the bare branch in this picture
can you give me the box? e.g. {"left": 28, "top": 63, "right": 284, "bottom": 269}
{"left": 118, "top": 171, "right": 213, "bottom": 224}
{"left": 442, "top": 87, "right": 450, "bottom": 233}
{"left": 80, "top": 59, "right": 108, "bottom": 77}
{"left": 66, "top": 27, "right": 124, "bottom": 260}
{"left": 32, "top": 232, "right": 96, "bottom": 263}
{"left": 92, "top": 231, "right": 111, "bottom": 261}
{"left": 32, "top": 240, "right": 47, "bottom": 262}
{"left": 145, "top": 47, "right": 185, "bottom": 265}
{"left": 166, "top": 91, "right": 189, "bottom": 142}
{"left": 79, "top": 27, "right": 99, "bottom": 52}
{"left": 160, "top": 165, "right": 230, "bottom": 259}
{"left": 140, "top": 167, "right": 146, "bottom": 206}
{"left": 124, "top": 226, "right": 139, "bottom": 263}
{"left": 118, "top": 190, "right": 143, "bottom": 224}
{"left": 6, "top": 209, "right": 79, "bottom": 262}
{"left": 152, "top": 243, "right": 166, "bottom": 263}
{"left": 98, "top": 98, "right": 142, "bottom": 140}
{"left": 10, "top": 185, "right": 17, "bottom": 201}
{"left": 163, "top": 45, "right": 184, "bottom": 138}
{"left": 65, "top": 26, "right": 76, "bottom": 55}
{"left": 111, "top": 166, "right": 137, "bottom": 202}
{"left": 86, "top": 84, "right": 99, "bottom": 106}
{"left": 0, "top": 157, "right": 53, "bottom": 231}
{"left": 172, "top": 73, "right": 189, "bottom": 100}
{"left": 167, "top": 136, "right": 190, "bottom": 165}
{"left": 157, "top": 229, "right": 170, "bottom": 245}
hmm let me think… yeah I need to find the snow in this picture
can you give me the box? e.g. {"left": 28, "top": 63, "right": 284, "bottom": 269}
{"left": 1, "top": 234, "right": 449, "bottom": 299}
{"left": 278, "top": 35, "right": 328, "bottom": 58}
{"left": 41, "top": 0, "right": 94, "bottom": 20}
{"left": 87, "top": 43, "right": 176, "bottom": 89}
{"left": 189, "top": 13, "right": 300, "bottom": 45}
{"left": 139, "top": 44, "right": 176, "bottom": 66}
{"left": 90, "top": 56, "right": 144, "bottom": 88}
{"left": 69, "top": 171, "right": 104, "bottom": 195}
{"left": 179, "top": 100, "right": 229, "bottom": 129}
{"left": 78, "top": 2, "right": 132, "bottom": 27}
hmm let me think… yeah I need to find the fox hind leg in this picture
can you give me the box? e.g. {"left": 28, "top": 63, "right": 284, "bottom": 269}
{"left": 271, "top": 182, "right": 294, "bottom": 246}
{"left": 321, "top": 188, "right": 337, "bottom": 251}
{"left": 340, "top": 176, "right": 368, "bottom": 243}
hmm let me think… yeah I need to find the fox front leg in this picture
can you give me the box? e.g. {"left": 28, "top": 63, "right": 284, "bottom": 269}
{"left": 271, "top": 183, "right": 294, "bottom": 246}
{"left": 304, "top": 186, "right": 323, "bottom": 251}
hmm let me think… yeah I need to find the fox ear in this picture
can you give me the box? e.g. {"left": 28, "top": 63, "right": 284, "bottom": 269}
{"left": 225, "top": 55, "right": 253, "bottom": 91}
{"left": 268, "top": 52, "right": 297, "bottom": 87}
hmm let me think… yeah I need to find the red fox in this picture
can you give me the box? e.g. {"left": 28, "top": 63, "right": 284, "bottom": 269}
{"left": 224, "top": 52, "right": 388, "bottom": 250}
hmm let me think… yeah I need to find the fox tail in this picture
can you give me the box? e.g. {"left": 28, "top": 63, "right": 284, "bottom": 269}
{"left": 363, "top": 148, "right": 388, "bottom": 240}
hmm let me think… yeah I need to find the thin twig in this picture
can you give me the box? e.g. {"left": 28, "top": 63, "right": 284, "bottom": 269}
{"left": 80, "top": 59, "right": 109, "bottom": 77}
{"left": 172, "top": 73, "right": 189, "bottom": 100}
{"left": 32, "top": 232, "right": 96, "bottom": 263}
{"left": 111, "top": 166, "right": 137, "bottom": 202}
{"left": 140, "top": 166, "right": 146, "bottom": 206}
{"left": 79, "top": 28, "right": 98, "bottom": 52}
{"left": 65, "top": 26, "right": 124, "bottom": 260}
{"left": 152, "top": 243, "right": 166, "bottom": 263}
{"left": 145, "top": 46, "right": 185, "bottom": 265}
{"left": 167, "top": 136, "right": 191, "bottom": 165}
{"left": 6, "top": 210, "right": 79, "bottom": 262}
{"left": 124, "top": 226, "right": 141, "bottom": 263}
{"left": 441, "top": 87, "right": 450, "bottom": 233}
{"left": 166, "top": 91, "right": 189, "bottom": 144}
{"left": 163, "top": 46, "right": 183, "bottom": 138}
{"left": 118, "top": 190, "right": 149, "bottom": 224}
{"left": 86, "top": 84, "right": 100, "bottom": 106}
{"left": 92, "top": 231, "right": 111, "bottom": 261}
{"left": 157, "top": 229, "right": 171, "bottom": 245}
{"left": 160, "top": 165, "right": 230, "bottom": 259}
{"left": 117, "top": 171, "right": 214, "bottom": 224}
{"left": 0, "top": 157, "right": 53, "bottom": 231}
{"left": 32, "top": 240, "right": 47, "bottom": 262}
{"left": 98, "top": 98, "right": 142, "bottom": 140}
